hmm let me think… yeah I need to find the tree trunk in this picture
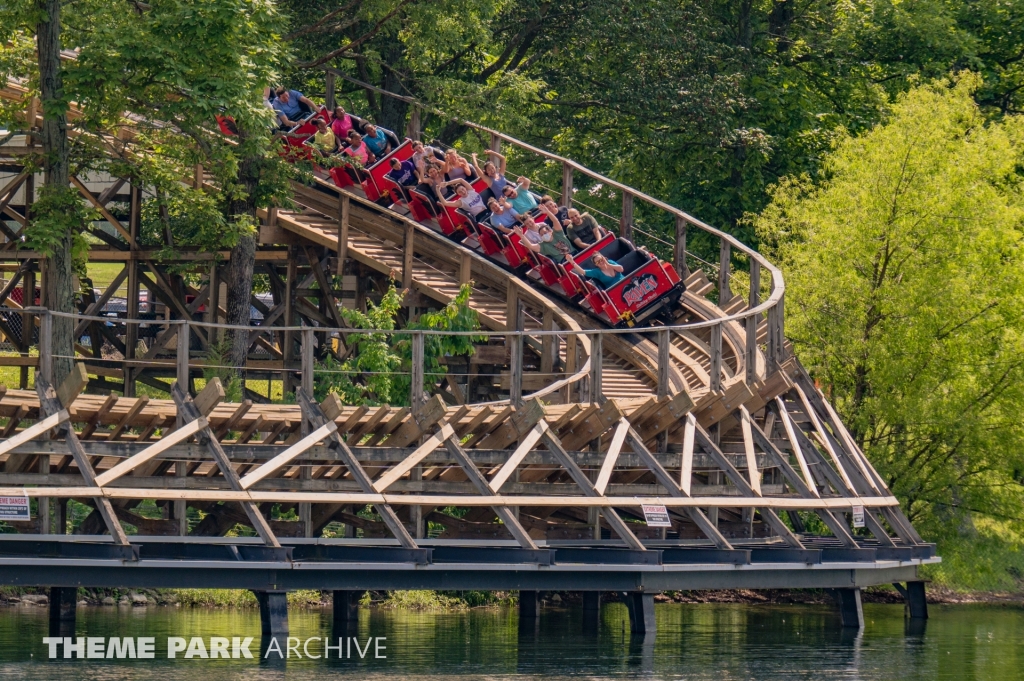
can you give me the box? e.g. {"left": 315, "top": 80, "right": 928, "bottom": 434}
{"left": 224, "top": 155, "right": 259, "bottom": 374}
{"left": 37, "top": 0, "right": 74, "bottom": 387}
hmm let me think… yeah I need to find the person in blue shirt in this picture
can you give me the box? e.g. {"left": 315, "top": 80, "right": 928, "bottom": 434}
{"left": 565, "top": 252, "right": 624, "bottom": 288}
{"left": 486, "top": 197, "right": 520, "bottom": 233}
{"left": 272, "top": 87, "right": 316, "bottom": 128}
{"left": 387, "top": 158, "right": 418, "bottom": 187}
{"left": 502, "top": 180, "right": 538, "bottom": 214}
{"left": 362, "top": 124, "right": 392, "bottom": 158}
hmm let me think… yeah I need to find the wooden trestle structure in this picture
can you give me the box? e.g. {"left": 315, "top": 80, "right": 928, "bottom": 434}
{"left": 0, "top": 78, "right": 934, "bottom": 635}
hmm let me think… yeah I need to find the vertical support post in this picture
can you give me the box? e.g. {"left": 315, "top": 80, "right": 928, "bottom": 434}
{"left": 325, "top": 71, "right": 336, "bottom": 111}
{"left": 674, "top": 217, "right": 688, "bottom": 279}
{"left": 718, "top": 239, "right": 731, "bottom": 305}
{"left": 411, "top": 465, "right": 424, "bottom": 538}
{"left": 48, "top": 587, "right": 77, "bottom": 637}
{"left": 410, "top": 331, "right": 424, "bottom": 414}
{"left": 582, "top": 591, "right": 601, "bottom": 631}
{"left": 505, "top": 284, "right": 518, "bottom": 331}
{"left": 406, "top": 106, "right": 421, "bottom": 141}
{"left": 620, "top": 191, "right": 634, "bottom": 241}
{"left": 589, "top": 332, "right": 603, "bottom": 404}
{"left": 563, "top": 331, "right": 578, "bottom": 403}
{"left": 588, "top": 506, "right": 600, "bottom": 540}
{"left": 561, "top": 162, "right": 573, "bottom": 208}
{"left": 38, "top": 454, "right": 49, "bottom": 533}
{"left": 905, "top": 581, "right": 928, "bottom": 619}
{"left": 746, "top": 259, "right": 760, "bottom": 386}
{"left": 332, "top": 590, "right": 361, "bottom": 627}
{"left": 337, "top": 194, "right": 349, "bottom": 276}
{"left": 125, "top": 184, "right": 142, "bottom": 397}
{"left": 459, "top": 251, "right": 472, "bottom": 286}
{"left": 175, "top": 460, "right": 187, "bottom": 536}
{"left": 299, "top": 326, "right": 313, "bottom": 538}
{"left": 403, "top": 223, "right": 415, "bottom": 292}
{"left": 37, "top": 309, "right": 51, "bottom": 535}
{"left": 835, "top": 588, "right": 864, "bottom": 629}
{"left": 656, "top": 328, "right": 671, "bottom": 453}
{"left": 508, "top": 297, "right": 523, "bottom": 408}
{"left": 301, "top": 327, "right": 314, "bottom": 399}
{"left": 174, "top": 319, "right": 189, "bottom": 532}
{"left": 283, "top": 250, "right": 297, "bottom": 395}
{"left": 255, "top": 590, "right": 289, "bottom": 638}
{"left": 625, "top": 592, "right": 656, "bottom": 635}
{"left": 208, "top": 262, "right": 219, "bottom": 348}
{"left": 38, "top": 309, "right": 52, "bottom": 385}
{"left": 489, "top": 132, "right": 502, "bottom": 156}
{"left": 541, "top": 309, "right": 554, "bottom": 376}
{"left": 176, "top": 322, "right": 190, "bottom": 406}
{"left": 656, "top": 329, "right": 670, "bottom": 399}
{"left": 709, "top": 323, "right": 722, "bottom": 392}
{"left": 777, "top": 290, "right": 785, "bottom": 364}
{"left": 519, "top": 590, "right": 540, "bottom": 623}
{"left": 766, "top": 299, "right": 779, "bottom": 373}
{"left": 509, "top": 330, "right": 523, "bottom": 408}
{"left": 19, "top": 269, "right": 34, "bottom": 389}
{"left": 124, "top": 262, "right": 139, "bottom": 397}
{"left": 194, "top": 163, "right": 203, "bottom": 190}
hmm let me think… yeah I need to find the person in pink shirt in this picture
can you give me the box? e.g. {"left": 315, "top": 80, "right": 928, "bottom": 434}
{"left": 343, "top": 130, "right": 373, "bottom": 165}
{"left": 331, "top": 106, "right": 355, "bottom": 139}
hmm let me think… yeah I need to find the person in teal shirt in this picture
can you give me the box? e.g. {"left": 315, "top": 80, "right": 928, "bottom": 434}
{"left": 566, "top": 252, "right": 624, "bottom": 287}
{"left": 502, "top": 179, "right": 538, "bottom": 214}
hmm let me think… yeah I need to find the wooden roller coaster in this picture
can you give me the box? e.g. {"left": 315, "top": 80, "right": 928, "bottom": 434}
{"left": 0, "top": 74, "right": 932, "bottom": 577}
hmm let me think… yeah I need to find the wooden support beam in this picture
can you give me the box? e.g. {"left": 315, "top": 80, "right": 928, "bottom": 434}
{"left": 70, "top": 176, "right": 136, "bottom": 247}
{"left": 487, "top": 421, "right": 548, "bottom": 493}
{"left": 34, "top": 376, "right": 129, "bottom": 544}
{"left": 372, "top": 423, "right": 455, "bottom": 493}
{"left": 593, "top": 418, "right": 629, "bottom": 495}
{"left": 680, "top": 412, "right": 695, "bottom": 494}
{"left": 107, "top": 396, "right": 150, "bottom": 441}
{"left": 336, "top": 194, "right": 349, "bottom": 275}
{"left": 94, "top": 417, "right": 207, "bottom": 487}
{"left": 295, "top": 388, "right": 417, "bottom": 549}
{"left": 539, "top": 425, "right": 646, "bottom": 551}
{"left": 623, "top": 424, "right": 733, "bottom": 550}
{"left": 441, "top": 433, "right": 538, "bottom": 549}
{"left": 0, "top": 409, "right": 68, "bottom": 458}
{"left": 239, "top": 421, "right": 338, "bottom": 490}
{"left": 171, "top": 381, "right": 280, "bottom": 547}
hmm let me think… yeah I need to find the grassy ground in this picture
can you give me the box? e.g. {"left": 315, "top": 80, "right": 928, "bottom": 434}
{"left": 85, "top": 263, "right": 128, "bottom": 295}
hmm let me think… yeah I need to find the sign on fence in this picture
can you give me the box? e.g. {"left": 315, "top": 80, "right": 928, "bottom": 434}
{"left": 0, "top": 494, "right": 30, "bottom": 521}
{"left": 642, "top": 504, "right": 671, "bottom": 528}
{"left": 852, "top": 506, "right": 865, "bottom": 529}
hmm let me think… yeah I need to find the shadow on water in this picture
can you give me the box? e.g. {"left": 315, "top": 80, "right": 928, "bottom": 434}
{"left": 0, "top": 600, "right": 1020, "bottom": 680}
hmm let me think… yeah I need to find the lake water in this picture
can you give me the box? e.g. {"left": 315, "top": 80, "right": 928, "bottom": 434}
{"left": 0, "top": 600, "right": 1020, "bottom": 680}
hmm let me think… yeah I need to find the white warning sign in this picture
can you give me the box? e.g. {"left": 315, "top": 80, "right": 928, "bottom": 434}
{"left": 852, "top": 506, "right": 865, "bottom": 528}
{"left": 0, "top": 494, "right": 29, "bottom": 521}
{"left": 642, "top": 504, "right": 671, "bottom": 528}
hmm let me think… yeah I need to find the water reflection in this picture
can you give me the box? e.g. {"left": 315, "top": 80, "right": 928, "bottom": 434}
{"left": 0, "top": 601, "right": 1019, "bottom": 680}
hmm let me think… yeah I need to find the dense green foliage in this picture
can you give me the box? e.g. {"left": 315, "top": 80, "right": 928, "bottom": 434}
{"left": 755, "top": 77, "right": 1024, "bottom": 589}
{"left": 314, "top": 283, "right": 482, "bottom": 406}
{"left": 282, "top": 0, "right": 1024, "bottom": 254}
{"left": 0, "top": 0, "right": 292, "bottom": 265}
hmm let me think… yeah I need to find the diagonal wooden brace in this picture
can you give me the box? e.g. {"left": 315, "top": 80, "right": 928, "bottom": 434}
{"left": 295, "top": 388, "right": 418, "bottom": 549}
{"left": 171, "top": 381, "right": 280, "bottom": 548}
{"left": 34, "top": 376, "right": 130, "bottom": 546}
{"left": 539, "top": 426, "right": 646, "bottom": 551}
{"left": 623, "top": 425, "right": 733, "bottom": 550}
{"left": 441, "top": 435, "right": 538, "bottom": 550}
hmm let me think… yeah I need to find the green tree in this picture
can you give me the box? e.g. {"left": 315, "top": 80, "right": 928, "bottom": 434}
{"left": 0, "top": 0, "right": 289, "bottom": 383}
{"left": 754, "top": 75, "right": 1024, "bottom": 585}
{"left": 315, "top": 283, "right": 482, "bottom": 406}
